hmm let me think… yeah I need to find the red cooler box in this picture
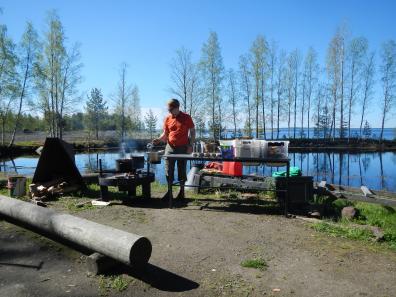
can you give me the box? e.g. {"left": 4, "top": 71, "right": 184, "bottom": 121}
{"left": 222, "top": 161, "right": 243, "bottom": 177}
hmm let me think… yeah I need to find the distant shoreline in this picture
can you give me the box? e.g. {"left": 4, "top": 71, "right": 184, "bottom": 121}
{"left": 1, "top": 137, "right": 396, "bottom": 158}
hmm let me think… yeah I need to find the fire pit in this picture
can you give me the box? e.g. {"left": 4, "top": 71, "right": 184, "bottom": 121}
{"left": 98, "top": 156, "right": 155, "bottom": 201}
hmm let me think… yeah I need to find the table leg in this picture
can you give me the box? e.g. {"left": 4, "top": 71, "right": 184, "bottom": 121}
{"left": 142, "top": 182, "right": 151, "bottom": 199}
{"left": 285, "top": 161, "right": 290, "bottom": 217}
{"left": 100, "top": 185, "right": 109, "bottom": 202}
{"left": 128, "top": 185, "right": 136, "bottom": 198}
{"left": 168, "top": 179, "right": 173, "bottom": 208}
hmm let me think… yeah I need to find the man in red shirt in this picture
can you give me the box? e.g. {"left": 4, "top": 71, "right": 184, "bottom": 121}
{"left": 153, "top": 99, "right": 195, "bottom": 200}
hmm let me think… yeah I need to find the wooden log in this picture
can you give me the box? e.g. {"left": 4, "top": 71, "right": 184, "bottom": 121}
{"left": 336, "top": 192, "right": 396, "bottom": 207}
{"left": 314, "top": 182, "right": 396, "bottom": 207}
{"left": 0, "top": 195, "right": 152, "bottom": 267}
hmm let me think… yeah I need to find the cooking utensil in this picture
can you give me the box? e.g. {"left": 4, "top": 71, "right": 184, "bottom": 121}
{"left": 146, "top": 143, "right": 164, "bottom": 164}
{"left": 116, "top": 156, "right": 144, "bottom": 172}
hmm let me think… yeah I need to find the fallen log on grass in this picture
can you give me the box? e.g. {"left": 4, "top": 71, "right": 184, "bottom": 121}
{"left": 314, "top": 182, "right": 396, "bottom": 207}
{"left": 0, "top": 195, "right": 152, "bottom": 267}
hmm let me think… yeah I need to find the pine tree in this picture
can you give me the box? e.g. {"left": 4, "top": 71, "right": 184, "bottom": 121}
{"left": 144, "top": 109, "right": 157, "bottom": 139}
{"left": 85, "top": 88, "right": 107, "bottom": 139}
{"left": 363, "top": 120, "right": 372, "bottom": 139}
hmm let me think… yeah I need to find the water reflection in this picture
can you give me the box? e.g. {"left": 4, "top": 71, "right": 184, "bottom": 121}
{"left": 1, "top": 151, "right": 395, "bottom": 192}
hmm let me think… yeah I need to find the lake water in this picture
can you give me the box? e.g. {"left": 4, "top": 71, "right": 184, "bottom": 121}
{"left": 1, "top": 150, "right": 395, "bottom": 192}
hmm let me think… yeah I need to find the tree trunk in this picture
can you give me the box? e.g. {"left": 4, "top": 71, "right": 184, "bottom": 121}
{"left": 307, "top": 90, "right": 311, "bottom": 139}
{"left": 301, "top": 77, "right": 305, "bottom": 138}
{"left": 261, "top": 70, "right": 266, "bottom": 140}
{"left": 256, "top": 84, "right": 259, "bottom": 139}
{"left": 348, "top": 62, "right": 355, "bottom": 142}
{"left": 276, "top": 91, "right": 281, "bottom": 139}
{"left": 380, "top": 106, "right": 386, "bottom": 141}
{"left": 340, "top": 48, "right": 345, "bottom": 139}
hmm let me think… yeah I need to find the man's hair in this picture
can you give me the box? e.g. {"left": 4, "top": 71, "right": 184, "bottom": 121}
{"left": 167, "top": 98, "right": 180, "bottom": 108}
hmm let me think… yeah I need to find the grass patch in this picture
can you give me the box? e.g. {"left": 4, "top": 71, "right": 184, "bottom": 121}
{"left": 354, "top": 202, "right": 396, "bottom": 249}
{"left": 14, "top": 140, "right": 44, "bottom": 147}
{"left": 240, "top": 258, "right": 268, "bottom": 271}
{"left": 311, "top": 200, "right": 396, "bottom": 251}
{"left": 98, "top": 275, "right": 133, "bottom": 295}
{"left": 312, "top": 221, "right": 373, "bottom": 241}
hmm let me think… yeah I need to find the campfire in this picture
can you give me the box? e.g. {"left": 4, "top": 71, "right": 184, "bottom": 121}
{"left": 98, "top": 155, "right": 155, "bottom": 201}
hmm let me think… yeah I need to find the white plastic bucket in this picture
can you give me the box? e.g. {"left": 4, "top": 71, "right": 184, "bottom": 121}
{"left": 7, "top": 176, "right": 27, "bottom": 197}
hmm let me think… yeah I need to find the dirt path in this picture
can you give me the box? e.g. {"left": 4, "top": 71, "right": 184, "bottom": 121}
{"left": 1, "top": 198, "right": 396, "bottom": 297}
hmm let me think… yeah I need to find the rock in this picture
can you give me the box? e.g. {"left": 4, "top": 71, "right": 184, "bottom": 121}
{"left": 341, "top": 206, "right": 357, "bottom": 220}
{"left": 370, "top": 226, "right": 385, "bottom": 242}
{"left": 310, "top": 211, "right": 321, "bottom": 219}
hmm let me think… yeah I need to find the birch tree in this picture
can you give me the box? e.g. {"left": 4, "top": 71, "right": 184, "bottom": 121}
{"left": 302, "top": 47, "right": 318, "bottom": 139}
{"left": 187, "top": 63, "right": 201, "bottom": 119}
{"left": 290, "top": 49, "right": 301, "bottom": 139}
{"left": 8, "top": 22, "right": 39, "bottom": 148}
{"left": 239, "top": 54, "right": 252, "bottom": 137}
{"left": 359, "top": 52, "right": 375, "bottom": 138}
{"left": 326, "top": 28, "right": 346, "bottom": 139}
{"left": 130, "top": 85, "right": 142, "bottom": 133}
{"left": 346, "top": 37, "right": 367, "bottom": 141}
{"left": 58, "top": 43, "right": 82, "bottom": 139}
{"left": 35, "top": 11, "right": 81, "bottom": 139}
{"left": 226, "top": 68, "right": 239, "bottom": 137}
{"left": 285, "top": 53, "right": 295, "bottom": 138}
{"left": 169, "top": 47, "right": 201, "bottom": 119}
{"left": 200, "top": 31, "right": 224, "bottom": 140}
{"left": 379, "top": 40, "right": 396, "bottom": 141}
{"left": 115, "top": 63, "right": 133, "bottom": 142}
{"left": 250, "top": 35, "right": 268, "bottom": 138}
{"left": 268, "top": 41, "right": 277, "bottom": 139}
{"left": 0, "top": 24, "right": 17, "bottom": 145}
{"left": 275, "top": 51, "right": 286, "bottom": 139}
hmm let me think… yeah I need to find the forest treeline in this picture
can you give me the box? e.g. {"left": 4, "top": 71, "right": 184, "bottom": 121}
{"left": 172, "top": 27, "right": 395, "bottom": 142}
{"left": 1, "top": 9, "right": 395, "bottom": 147}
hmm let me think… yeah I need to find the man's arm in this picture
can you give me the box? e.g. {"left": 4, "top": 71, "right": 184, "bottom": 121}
{"left": 186, "top": 128, "right": 195, "bottom": 153}
{"left": 153, "top": 129, "right": 168, "bottom": 145}
{"left": 189, "top": 128, "right": 196, "bottom": 145}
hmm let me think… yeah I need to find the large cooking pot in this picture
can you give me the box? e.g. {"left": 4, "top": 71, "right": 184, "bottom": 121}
{"left": 116, "top": 156, "right": 144, "bottom": 172}
{"left": 146, "top": 143, "right": 164, "bottom": 164}
{"left": 147, "top": 150, "right": 164, "bottom": 164}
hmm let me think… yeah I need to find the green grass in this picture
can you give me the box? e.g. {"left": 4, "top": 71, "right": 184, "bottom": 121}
{"left": 311, "top": 200, "right": 396, "bottom": 251}
{"left": 240, "top": 258, "right": 268, "bottom": 271}
{"left": 0, "top": 187, "right": 9, "bottom": 196}
{"left": 98, "top": 275, "right": 133, "bottom": 295}
{"left": 312, "top": 221, "right": 373, "bottom": 241}
{"left": 354, "top": 202, "right": 396, "bottom": 247}
{"left": 13, "top": 140, "right": 44, "bottom": 147}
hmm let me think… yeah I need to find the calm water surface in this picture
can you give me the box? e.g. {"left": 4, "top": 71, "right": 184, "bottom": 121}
{"left": 1, "top": 151, "right": 395, "bottom": 192}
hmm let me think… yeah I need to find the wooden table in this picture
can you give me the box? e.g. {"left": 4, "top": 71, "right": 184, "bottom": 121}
{"left": 162, "top": 154, "right": 291, "bottom": 216}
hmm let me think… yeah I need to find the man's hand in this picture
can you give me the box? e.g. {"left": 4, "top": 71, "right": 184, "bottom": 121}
{"left": 152, "top": 138, "right": 161, "bottom": 145}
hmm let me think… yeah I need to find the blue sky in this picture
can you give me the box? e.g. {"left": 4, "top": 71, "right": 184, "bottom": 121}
{"left": 1, "top": 0, "right": 396, "bottom": 127}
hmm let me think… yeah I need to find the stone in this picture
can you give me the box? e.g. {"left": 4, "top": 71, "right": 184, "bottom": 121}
{"left": 341, "top": 206, "right": 357, "bottom": 220}
{"left": 370, "top": 226, "right": 385, "bottom": 242}
{"left": 310, "top": 211, "right": 321, "bottom": 219}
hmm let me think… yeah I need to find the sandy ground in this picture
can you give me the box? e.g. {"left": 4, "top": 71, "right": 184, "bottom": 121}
{"left": 1, "top": 196, "right": 396, "bottom": 297}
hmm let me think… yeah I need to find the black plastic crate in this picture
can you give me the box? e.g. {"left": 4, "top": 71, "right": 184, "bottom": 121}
{"left": 275, "top": 176, "right": 313, "bottom": 207}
